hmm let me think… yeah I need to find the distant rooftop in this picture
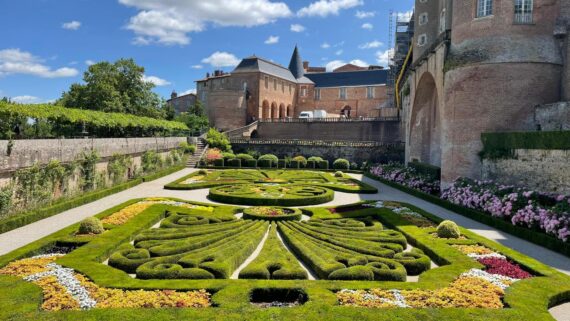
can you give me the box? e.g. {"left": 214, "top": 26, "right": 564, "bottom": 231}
{"left": 305, "top": 69, "right": 389, "bottom": 88}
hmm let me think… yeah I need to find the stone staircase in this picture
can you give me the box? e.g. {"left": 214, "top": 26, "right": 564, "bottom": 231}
{"left": 186, "top": 140, "right": 207, "bottom": 168}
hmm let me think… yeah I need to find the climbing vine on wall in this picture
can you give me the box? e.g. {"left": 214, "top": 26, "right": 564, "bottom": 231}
{"left": 107, "top": 154, "right": 133, "bottom": 185}
{"left": 78, "top": 150, "right": 100, "bottom": 191}
{"left": 0, "top": 185, "right": 13, "bottom": 216}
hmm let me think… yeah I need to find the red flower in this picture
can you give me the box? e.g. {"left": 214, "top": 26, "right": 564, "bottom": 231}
{"left": 477, "top": 257, "right": 533, "bottom": 279}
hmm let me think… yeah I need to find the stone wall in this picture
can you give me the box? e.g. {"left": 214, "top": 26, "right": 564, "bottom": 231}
{"left": 232, "top": 141, "right": 404, "bottom": 165}
{"left": 255, "top": 120, "right": 401, "bottom": 142}
{"left": 535, "top": 101, "right": 570, "bottom": 130}
{"left": 0, "top": 137, "right": 187, "bottom": 172}
{"left": 482, "top": 149, "right": 570, "bottom": 194}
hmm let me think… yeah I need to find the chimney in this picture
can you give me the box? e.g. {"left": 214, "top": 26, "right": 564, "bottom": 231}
{"left": 214, "top": 70, "right": 221, "bottom": 77}
{"left": 171, "top": 91, "right": 178, "bottom": 99}
{"left": 303, "top": 61, "right": 309, "bottom": 70}
{"left": 206, "top": 72, "right": 210, "bottom": 78}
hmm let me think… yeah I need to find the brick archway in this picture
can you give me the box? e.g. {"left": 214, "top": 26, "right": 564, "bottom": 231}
{"left": 261, "top": 100, "right": 270, "bottom": 119}
{"left": 279, "top": 104, "right": 286, "bottom": 119}
{"left": 341, "top": 105, "right": 352, "bottom": 118}
{"left": 271, "top": 102, "right": 278, "bottom": 119}
{"left": 409, "top": 72, "right": 441, "bottom": 167}
{"left": 286, "top": 104, "right": 292, "bottom": 117}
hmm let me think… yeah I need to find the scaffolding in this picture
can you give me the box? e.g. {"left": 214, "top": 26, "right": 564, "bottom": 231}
{"left": 385, "top": 9, "right": 395, "bottom": 109}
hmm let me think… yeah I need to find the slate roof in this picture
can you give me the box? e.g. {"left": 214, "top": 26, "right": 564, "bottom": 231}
{"left": 305, "top": 69, "right": 388, "bottom": 88}
{"left": 233, "top": 56, "right": 299, "bottom": 83}
{"left": 288, "top": 46, "right": 305, "bottom": 79}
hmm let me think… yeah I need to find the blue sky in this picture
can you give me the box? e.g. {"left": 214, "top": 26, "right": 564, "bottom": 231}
{"left": 0, "top": 0, "right": 413, "bottom": 103}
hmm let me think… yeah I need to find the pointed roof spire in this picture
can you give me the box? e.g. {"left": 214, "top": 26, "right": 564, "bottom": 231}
{"left": 288, "top": 45, "right": 305, "bottom": 79}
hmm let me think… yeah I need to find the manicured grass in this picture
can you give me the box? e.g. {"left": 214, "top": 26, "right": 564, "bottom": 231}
{"left": 0, "top": 197, "right": 569, "bottom": 320}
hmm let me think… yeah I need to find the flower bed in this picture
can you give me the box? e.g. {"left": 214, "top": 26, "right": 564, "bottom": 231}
{"left": 0, "top": 254, "right": 211, "bottom": 311}
{"left": 101, "top": 199, "right": 214, "bottom": 225}
{"left": 242, "top": 207, "right": 302, "bottom": 221}
{"left": 369, "top": 163, "right": 440, "bottom": 195}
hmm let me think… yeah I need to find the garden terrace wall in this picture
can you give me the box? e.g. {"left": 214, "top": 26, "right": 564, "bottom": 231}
{"left": 0, "top": 137, "right": 187, "bottom": 173}
{"left": 231, "top": 140, "right": 404, "bottom": 165}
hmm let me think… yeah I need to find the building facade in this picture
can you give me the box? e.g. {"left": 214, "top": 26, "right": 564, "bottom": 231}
{"left": 166, "top": 91, "right": 197, "bottom": 115}
{"left": 196, "top": 47, "right": 390, "bottom": 131}
{"left": 400, "top": 0, "right": 569, "bottom": 186}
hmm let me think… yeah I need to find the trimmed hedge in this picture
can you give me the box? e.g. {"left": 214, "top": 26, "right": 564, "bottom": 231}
{"left": 239, "top": 223, "right": 307, "bottom": 280}
{"left": 208, "top": 184, "right": 335, "bottom": 207}
{"left": 257, "top": 159, "right": 273, "bottom": 168}
{"left": 480, "top": 131, "right": 570, "bottom": 159}
{"left": 214, "top": 159, "right": 224, "bottom": 167}
{"left": 318, "top": 160, "right": 329, "bottom": 170}
{"left": 408, "top": 161, "right": 441, "bottom": 180}
{"left": 227, "top": 159, "right": 241, "bottom": 168}
{"left": 242, "top": 207, "right": 303, "bottom": 222}
{"left": 289, "top": 160, "right": 301, "bottom": 169}
{"left": 244, "top": 159, "right": 257, "bottom": 168}
{"left": 364, "top": 172, "right": 570, "bottom": 257}
{"left": 333, "top": 158, "right": 350, "bottom": 170}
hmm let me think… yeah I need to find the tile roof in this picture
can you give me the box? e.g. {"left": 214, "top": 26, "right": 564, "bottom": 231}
{"left": 305, "top": 69, "right": 388, "bottom": 88}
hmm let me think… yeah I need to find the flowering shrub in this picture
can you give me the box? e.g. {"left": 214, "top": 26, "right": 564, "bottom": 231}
{"left": 205, "top": 148, "right": 223, "bottom": 164}
{"left": 248, "top": 207, "right": 290, "bottom": 216}
{"left": 369, "top": 163, "right": 440, "bottom": 195}
{"left": 441, "top": 178, "right": 570, "bottom": 242}
{"left": 101, "top": 199, "right": 214, "bottom": 225}
{"left": 477, "top": 257, "right": 533, "bottom": 279}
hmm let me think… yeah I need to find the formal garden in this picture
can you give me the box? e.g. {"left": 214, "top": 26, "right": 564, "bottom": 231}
{"left": 0, "top": 168, "right": 569, "bottom": 320}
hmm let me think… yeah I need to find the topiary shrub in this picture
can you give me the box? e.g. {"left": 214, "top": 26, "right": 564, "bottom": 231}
{"left": 198, "top": 169, "right": 208, "bottom": 175}
{"left": 78, "top": 217, "right": 104, "bottom": 234}
{"left": 318, "top": 160, "right": 329, "bottom": 170}
{"left": 258, "top": 154, "right": 278, "bottom": 167}
{"left": 278, "top": 159, "right": 288, "bottom": 168}
{"left": 293, "top": 156, "right": 307, "bottom": 168}
{"left": 334, "top": 171, "right": 344, "bottom": 178}
{"left": 333, "top": 158, "right": 350, "bottom": 170}
{"left": 308, "top": 156, "right": 323, "bottom": 162}
{"left": 437, "top": 220, "right": 461, "bottom": 238}
{"left": 257, "top": 159, "right": 272, "bottom": 168}
{"left": 306, "top": 160, "right": 317, "bottom": 169}
{"left": 244, "top": 159, "right": 258, "bottom": 168}
{"left": 236, "top": 153, "right": 254, "bottom": 161}
{"left": 289, "top": 160, "right": 300, "bottom": 169}
{"left": 213, "top": 158, "right": 224, "bottom": 167}
{"left": 228, "top": 159, "right": 241, "bottom": 168}
{"left": 329, "top": 266, "right": 374, "bottom": 280}
{"left": 221, "top": 152, "right": 236, "bottom": 161}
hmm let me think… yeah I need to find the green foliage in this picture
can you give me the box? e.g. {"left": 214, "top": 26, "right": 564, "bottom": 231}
{"left": 141, "top": 150, "right": 161, "bottom": 174}
{"left": 78, "top": 217, "right": 105, "bottom": 235}
{"left": 58, "top": 58, "right": 165, "bottom": 119}
{"left": 107, "top": 154, "right": 132, "bottom": 184}
{"left": 242, "top": 207, "right": 302, "bottom": 222}
{"left": 6, "top": 139, "right": 14, "bottom": 156}
{"left": 334, "top": 171, "right": 344, "bottom": 177}
{"left": 308, "top": 156, "right": 323, "bottom": 162}
{"left": 437, "top": 220, "right": 461, "bottom": 239}
{"left": 293, "top": 156, "right": 307, "bottom": 167}
{"left": 206, "top": 128, "right": 231, "bottom": 152}
{"left": 258, "top": 154, "right": 278, "bottom": 166}
{"left": 0, "top": 101, "right": 188, "bottom": 139}
{"left": 480, "top": 131, "right": 570, "bottom": 160}
{"left": 208, "top": 184, "right": 335, "bottom": 206}
{"left": 333, "top": 158, "right": 350, "bottom": 170}
{"left": 0, "top": 185, "right": 13, "bottom": 214}
{"left": 408, "top": 161, "right": 441, "bottom": 180}
{"left": 79, "top": 150, "right": 100, "bottom": 191}
{"left": 178, "top": 142, "right": 196, "bottom": 154}
{"left": 236, "top": 153, "right": 254, "bottom": 161}
{"left": 239, "top": 224, "right": 307, "bottom": 279}
{"left": 175, "top": 101, "right": 209, "bottom": 131}
{"left": 221, "top": 152, "right": 236, "bottom": 160}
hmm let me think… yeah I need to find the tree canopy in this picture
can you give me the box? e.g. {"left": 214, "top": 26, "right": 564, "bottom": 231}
{"left": 58, "top": 59, "right": 166, "bottom": 119}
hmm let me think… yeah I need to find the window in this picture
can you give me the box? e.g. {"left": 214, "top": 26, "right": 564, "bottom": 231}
{"left": 301, "top": 87, "right": 307, "bottom": 97}
{"left": 281, "top": 81, "right": 285, "bottom": 93}
{"left": 264, "top": 76, "right": 269, "bottom": 89}
{"left": 315, "top": 88, "right": 321, "bottom": 100}
{"left": 419, "top": 13, "right": 428, "bottom": 26}
{"left": 340, "top": 87, "right": 347, "bottom": 100}
{"left": 367, "top": 87, "right": 374, "bottom": 99}
{"left": 477, "top": 0, "right": 493, "bottom": 18}
{"left": 273, "top": 78, "right": 277, "bottom": 91}
{"left": 514, "top": 0, "right": 533, "bottom": 24}
{"left": 417, "top": 34, "right": 428, "bottom": 46}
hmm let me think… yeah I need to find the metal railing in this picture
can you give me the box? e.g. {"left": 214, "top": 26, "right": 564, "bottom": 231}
{"left": 230, "top": 138, "right": 404, "bottom": 148}
{"left": 258, "top": 116, "right": 400, "bottom": 123}
{"left": 514, "top": 13, "right": 533, "bottom": 24}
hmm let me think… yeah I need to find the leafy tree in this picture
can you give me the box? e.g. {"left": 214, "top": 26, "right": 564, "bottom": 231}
{"left": 205, "top": 128, "right": 231, "bottom": 152}
{"left": 58, "top": 58, "right": 166, "bottom": 118}
{"left": 175, "top": 101, "right": 209, "bottom": 132}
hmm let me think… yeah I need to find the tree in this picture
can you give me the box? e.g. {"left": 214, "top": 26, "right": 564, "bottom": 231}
{"left": 205, "top": 128, "right": 231, "bottom": 152}
{"left": 58, "top": 58, "right": 166, "bottom": 118}
{"left": 174, "top": 101, "right": 209, "bottom": 132}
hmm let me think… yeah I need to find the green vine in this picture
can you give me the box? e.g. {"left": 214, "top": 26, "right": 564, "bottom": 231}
{"left": 107, "top": 154, "right": 132, "bottom": 184}
{"left": 79, "top": 150, "right": 100, "bottom": 191}
{"left": 141, "top": 150, "right": 162, "bottom": 174}
{"left": 0, "top": 184, "right": 13, "bottom": 215}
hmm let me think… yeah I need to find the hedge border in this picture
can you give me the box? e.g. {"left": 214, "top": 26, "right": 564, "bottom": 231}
{"left": 364, "top": 172, "right": 570, "bottom": 258}
{"left": 480, "top": 131, "right": 570, "bottom": 159}
{"left": 242, "top": 207, "right": 303, "bottom": 222}
{"left": 0, "top": 163, "right": 187, "bottom": 234}
{"left": 208, "top": 185, "right": 335, "bottom": 207}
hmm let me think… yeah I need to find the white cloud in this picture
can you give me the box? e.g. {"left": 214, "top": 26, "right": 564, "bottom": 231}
{"left": 191, "top": 65, "right": 203, "bottom": 69}
{"left": 62, "top": 21, "right": 81, "bottom": 30}
{"left": 0, "top": 48, "right": 79, "bottom": 78}
{"left": 298, "top": 0, "right": 363, "bottom": 17}
{"left": 290, "top": 24, "right": 305, "bottom": 32}
{"left": 180, "top": 88, "right": 197, "bottom": 95}
{"left": 11, "top": 95, "right": 40, "bottom": 103}
{"left": 142, "top": 75, "right": 171, "bottom": 86}
{"left": 201, "top": 51, "right": 240, "bottom": 68}
{"left": 358, "top": 40, "right": 383, "bottom": 49}
{"left": 355, "top": 10, "right": 375, "bottom": 19}
{"left": 264, "top": 35, "right": 279, "bottom": 45}
{"left": 335, "top": 49, "right": 343, "bottom": 56}
{"left": 376, "top": 48, "right": 394, "bottom": 67}
{"left": 325, "top": 59, "right": 368, "bottom": 72}
{"left": 85, "top": 60, "right": 95, "bottom": 66}
{"left": 321, "top": 42, "right": 331, "bottom": 49}
{"left": 119, "top": 0, "right": 292, "bottom": 46}
{"left": 361, "top": 23, "right": 373, "bottom": 30}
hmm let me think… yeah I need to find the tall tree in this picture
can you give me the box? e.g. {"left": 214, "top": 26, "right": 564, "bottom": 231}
{"left": 58, "top": 59, "right": 165, "bottom": 118}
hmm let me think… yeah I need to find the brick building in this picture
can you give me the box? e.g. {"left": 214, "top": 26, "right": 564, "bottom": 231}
{"left": 166, "top": 91, "right": 197, "bottom": 115}
{"left": 196, "top": 46, "right": 390, "bottom": 131}
{"left": 398, "top": 0, "right": 570, "bottom": 186}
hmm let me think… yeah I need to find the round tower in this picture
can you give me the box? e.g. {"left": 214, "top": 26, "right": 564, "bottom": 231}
{"left": 440, "top": 0, "right": 564, "bottom": 184}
